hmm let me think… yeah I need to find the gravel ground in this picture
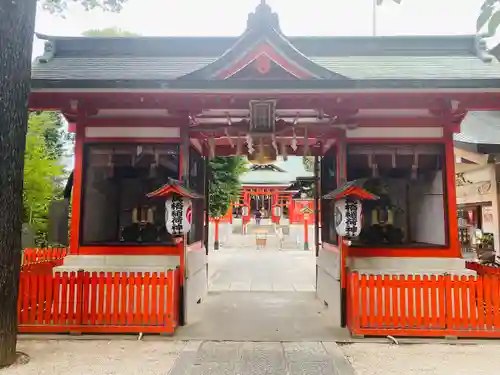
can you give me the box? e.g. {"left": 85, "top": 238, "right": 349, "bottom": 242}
{"left": 341, "top": 343, "right": 500, "bottom": 375}
{"left": 2, "top": 340, "right": 186, "bottom": 375}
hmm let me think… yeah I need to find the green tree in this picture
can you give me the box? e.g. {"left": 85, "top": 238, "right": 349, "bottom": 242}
{"left": 24, "top": 114, "right": 65, "bottom": 244}
{"left": 82, "top": 27, "right": 140, "bottom": 36}
{"left": 209, "top": 157, "right": 247, "bottom": 250}
{"left": 24, "top": 112, "right": 66, "bottom": 247}
{"left": 0, "top": 0, "right": 127, "bottom": 367}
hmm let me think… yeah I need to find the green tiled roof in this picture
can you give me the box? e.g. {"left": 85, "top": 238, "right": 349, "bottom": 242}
{"left": 311, "top": 55, "right": 500, "bottom": 80}
{"left": 31, "top": 34, "right": 500, "bottom": 85}
{"left": 455, "top": 111, "right": 500, "bottom": 145}
{"left": 32, "top": 55, "right": 500, "bottom": 81}
{"left": 240, "top": 156, "right": 312, "bottom": 185}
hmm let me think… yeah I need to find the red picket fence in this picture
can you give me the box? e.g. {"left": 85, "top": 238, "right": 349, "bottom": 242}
{"left": 348, "top": 272, "right": 500, "bottom": 338}
{"left": 22, "top": 248, "right": 68, "bottom": 274}
{"left": 18, "top": 268, "right": 180, "bottom": 334}
{"left": 465, "top": 261, "right": 500, "bottom": 276}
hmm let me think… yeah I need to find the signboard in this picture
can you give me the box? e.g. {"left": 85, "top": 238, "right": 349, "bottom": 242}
{"left": 482, "top": 205, "right": 495, "bottom": 234}
{"left": 334, "top": 198, "right": 362, "bottom": 237}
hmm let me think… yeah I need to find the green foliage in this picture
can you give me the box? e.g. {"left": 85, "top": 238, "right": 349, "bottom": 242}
{"left": 82, "top": 27, "right": 140, "bottom": 36}
{"left": 208, "top": 157, "right": 247, "bottom": 219}
{"left": 41, "top": 0, "right": 128, "bottom": 14}
{"left": 24, "top": 112, "right": 66, "bottom": 246}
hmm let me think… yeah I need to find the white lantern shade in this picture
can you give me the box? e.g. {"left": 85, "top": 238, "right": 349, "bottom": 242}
{"left": 165, "top": 195, "right": 192, "bottom": 235}
{"left": 334, "top": 198, "right": 362, "bottom": 238}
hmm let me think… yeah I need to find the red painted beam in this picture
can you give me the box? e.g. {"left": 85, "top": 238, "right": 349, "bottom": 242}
{"left": 79, "top": 117, "right": 187, "bottom": 127}
{"left": 30, "top": 91, "right": 500, "bottom": 112}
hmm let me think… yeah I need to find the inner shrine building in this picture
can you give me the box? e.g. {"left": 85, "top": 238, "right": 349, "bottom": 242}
{"left": 225, "top": 156, "right": 315, "bottom": 224}
{"left": 29, "top": 1, "right": 500, "bottom": 326}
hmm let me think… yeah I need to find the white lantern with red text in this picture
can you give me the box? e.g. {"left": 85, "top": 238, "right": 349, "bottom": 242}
{"left": 334, "top": 198, "right": 362, "bottom": 238}
{"left": 165, "top": 195, "right": 192, "bottom": 235}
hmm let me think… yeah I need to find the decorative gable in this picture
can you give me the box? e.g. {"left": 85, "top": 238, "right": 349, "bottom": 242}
{"left": 178, "top": 1, "right": 348, "bottom": 81}
{"left": 218, "top": 44, "right": 313, "bottom": 80}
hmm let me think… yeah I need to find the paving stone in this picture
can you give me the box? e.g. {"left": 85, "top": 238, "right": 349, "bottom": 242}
{"left": 272, "top": 284, "right": 294, "bottom": 292}
{"left": 229, "top": 281, "right": 251, "bottom": 291}
{"left": 240, "top": 342, "right": 285, "bottom": 365}
{"left": 322, "top": 342, "right": 356, "bottom": 375}
{"left": 237, "top": 345, "right": 287, "bottom": 375}
{"left": 190, "top": 362, "right": 236, "bottom": 375}
{"left": 237, "top": 360, "right": 287, "bottom": 375}
{"left": 195, "top": 342, "right": 241, "bottom": 364}
{"left": 169, "top": 350, "right": 199, "bottom": 375}
{"left": 240, "top": 342, "right": 283, "bottom": 351}
{"left": 293, "top": 284, "right": 316, "bottom": 292}
{"left": 284, "top": 342, "right": 330, "bottom": 362}
{"left": 288, "top": 360, "right": 337, "bottom": 375}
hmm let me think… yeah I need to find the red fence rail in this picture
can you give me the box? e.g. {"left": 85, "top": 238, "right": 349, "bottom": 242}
{"left": 18, "top": 268, "right": 180, "bottom": 334}
{"left": 22, "top": 248, "right": 68, "bottom": 273}
{"left": 348, "top": 272, "right": 500, "bottom": 338}
{"left": 465, "top": 261, "right": 500, "bottom": 276}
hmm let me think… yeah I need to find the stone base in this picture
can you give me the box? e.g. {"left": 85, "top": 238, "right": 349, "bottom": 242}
{"left": 349, "top": 257, "right": 474, "bottom": 275}
{"left": 54, "top": 255, "right": 180, "bottom": 274}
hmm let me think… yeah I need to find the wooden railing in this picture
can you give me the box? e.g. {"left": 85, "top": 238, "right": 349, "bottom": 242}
{"left": 22, "top": 248, "right": 68, "bottom": 272}
{"left": 348, "top": 272, "right": 500, "bottom": 338}
{"left": 18, "top": 268, "right": 180, "bottom": 334}
{"left": 465, "top": 261, "right": 500, "bottom": 276}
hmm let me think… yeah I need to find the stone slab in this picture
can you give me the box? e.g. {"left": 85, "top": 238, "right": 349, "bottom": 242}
{"left": 175, "top": 341, "right": 352, "bottom": 375}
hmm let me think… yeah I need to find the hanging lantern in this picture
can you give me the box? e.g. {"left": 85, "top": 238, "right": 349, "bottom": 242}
{"left": 322, "top": 179, "right": 380, "bottom": 239}
{"left": 146, "top": 178, "right": 204, "bottom": 238}
{"left": 165, "top": 195, "right": 192, "bottom": 236}
{"left": 334, "top": 198, "right": 363, "bottom": 238}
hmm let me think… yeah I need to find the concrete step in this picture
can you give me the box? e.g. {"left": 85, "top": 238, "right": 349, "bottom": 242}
{"left": 53, "top": 265, "right": 177, "bottom": 274}
{"left": 62, "top": 255, "right": 180, "bottom": 267}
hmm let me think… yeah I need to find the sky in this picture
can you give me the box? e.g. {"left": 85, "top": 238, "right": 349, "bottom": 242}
{"left": 33, "top": 0, "right": 486, "bottom": 58}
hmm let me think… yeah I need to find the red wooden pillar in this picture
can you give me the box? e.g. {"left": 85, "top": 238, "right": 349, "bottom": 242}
{"left": 214, "top": 219, "right": 220, "bottom": 250}
{"left": 303, "top": 213, "right": 310, "bottom": 250}
{"left": 271, "top": 190, "right": 279, "bottom": 224}
{"left": 289, "top": 198, "right": 295, "bottom": 224}
{"left": 70, "top": 123, "right": 84, "bottom": 254}
{"left": 242, "top": 190, "right": 250, "bottom": 225}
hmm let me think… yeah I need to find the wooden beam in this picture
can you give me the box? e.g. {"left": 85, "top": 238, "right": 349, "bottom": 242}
{"left": 79, "top": 117, "right": 186, "bottom": 127}
{"left": 30, "top": 91, "right": 500, "bottom": 112}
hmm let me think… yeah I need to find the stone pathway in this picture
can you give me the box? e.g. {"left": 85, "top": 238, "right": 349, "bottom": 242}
{"left": 208, "top": 249, "right": 316, "bottom": 292}
{"left": 170, "top": 341, "right": 354, "bottom": 375}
